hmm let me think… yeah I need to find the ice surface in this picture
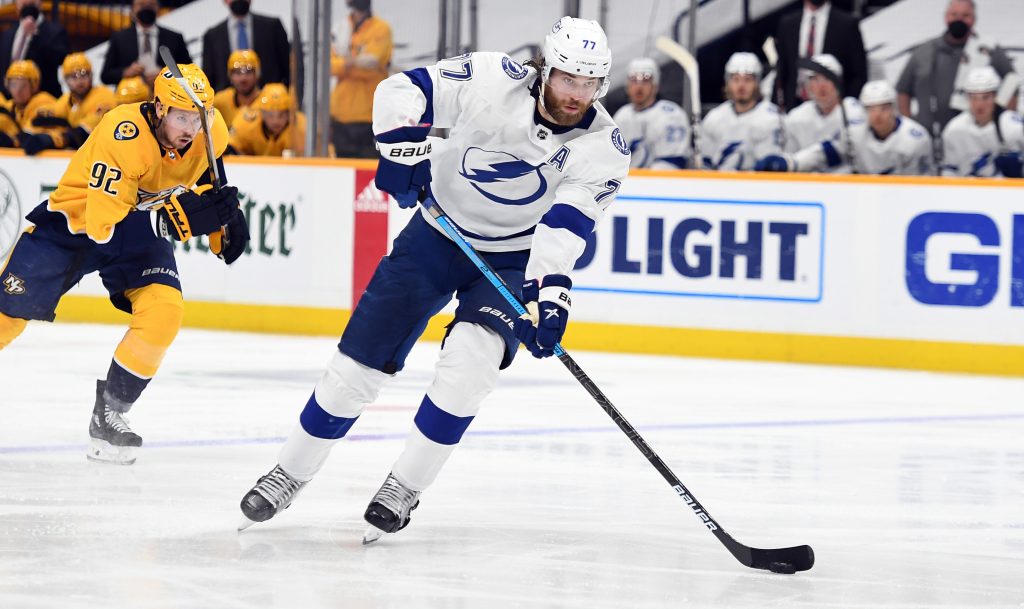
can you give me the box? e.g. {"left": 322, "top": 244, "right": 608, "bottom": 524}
{"left": 2, "top": 322, "right": 1023, "bottom": 608}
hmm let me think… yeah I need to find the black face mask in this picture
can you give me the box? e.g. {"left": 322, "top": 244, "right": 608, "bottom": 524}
{"left": 229, "top": 0, "right": 250, "bottom": 17}
{"left": 136, "top": 7, "right": 157, "bottom": 27}
{"left": 946, "top": 20, "right": 970, "bottom": 40}
{"left": 19, "top": 4, "right": 40, "bottom": 20}
{"left": 808, "top": 0, "right": 827, "bottom": 7}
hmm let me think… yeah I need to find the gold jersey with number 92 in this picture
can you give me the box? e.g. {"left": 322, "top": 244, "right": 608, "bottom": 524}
{"left": 46, "top": 102, "right": 229, "bottom": 244}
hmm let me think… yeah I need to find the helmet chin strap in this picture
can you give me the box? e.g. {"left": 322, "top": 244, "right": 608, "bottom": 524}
{"left": 538, "top": 79, "right": 550, "bottom": 115}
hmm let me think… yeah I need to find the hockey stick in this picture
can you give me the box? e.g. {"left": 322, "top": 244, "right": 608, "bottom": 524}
{"left": 158, "top": 46, "right": 229, "bottom": 253}
{"left": 655, "top": 36, "right": 703, "bottom": 169}
{"left": 420, "top": 197, "right": 815, "bottom": 574}
{"left": 762, "top": 36, "right": 781, "bottom": 105}
{"left": 762, "top": 37, "right": 788, "bottom": 152}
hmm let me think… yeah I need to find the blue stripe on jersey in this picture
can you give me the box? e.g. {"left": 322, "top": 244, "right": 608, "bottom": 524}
{"left": 821, "top": 141, "right": 842, "bottom": 168}
{"left": 413, "top": 395, "right": 475, "bottom": 445}
{"left": 402, "top": 68, "right": 434, "bottom": 125}
{"left": 540, "top": 203, "right": 595, "bottom": 240}
{"left": 655, "top": 156, "right": 688, "bottom": 169}
{"left": 299, "top": 392, "right": 358, "bottom": 439}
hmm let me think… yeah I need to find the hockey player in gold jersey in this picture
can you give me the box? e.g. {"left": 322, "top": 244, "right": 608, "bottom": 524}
{"left": 22, "top": 53, "right": 117, "bottom": 155}
{"left": 0, "top": 63, "right": 251, "bottom": 465}
{"left": 0, "top": 60, "right": 57, "bottom": 148}
{"left": 213, "top": 50, "right": 262, "bottom": 127}
{"left": 228, "top": 83, "right": 305, "bottom": 157}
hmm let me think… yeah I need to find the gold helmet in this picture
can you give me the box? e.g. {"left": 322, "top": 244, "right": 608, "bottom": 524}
{"left": 6, "top": 60, "right": 40, "bottom": 88}
{"left": 62, "top": 53, "right": 92, "bottom": 78}
{"left": 115, "top": 76, "right": 150, "bottom": 105}
{"left": 258, "top": 83, "right": 292, "bottom": 111}
{"left": 152, "top": 63, "right": 214, "bottom": 118}
{"left": 227, "top": 49, "right": 261, "bottom": 75}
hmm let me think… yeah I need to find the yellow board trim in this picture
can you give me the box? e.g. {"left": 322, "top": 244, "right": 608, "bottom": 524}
{"left": 53, "top": 295, "right": 1024, "bottom": 377}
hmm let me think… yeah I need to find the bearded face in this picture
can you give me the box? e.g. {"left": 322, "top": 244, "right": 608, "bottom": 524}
{"left": 543, "top": 68, "right": 600, "bottom": 126}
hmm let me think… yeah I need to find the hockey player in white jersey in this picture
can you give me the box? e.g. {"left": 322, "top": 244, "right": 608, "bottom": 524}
{"left": 612, "top": 58, "right": 690, "bottom": 169}
{"left": 783, "top": 54, "right": 865, "bottom": 158}
{"left": 701, "top": 52, "right": 784, "bottom": 171}
{"left": 757, "top": 80, "right": 934, "bottom": 175}
{"left": 239, "top": 17, "right": 630, "bottom": 541}
{"left": 941, "top": 66, "right": 1024, "bottom": 177}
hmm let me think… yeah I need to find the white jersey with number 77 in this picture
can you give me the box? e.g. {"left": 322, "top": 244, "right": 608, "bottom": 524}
{"left": 372, "top": 51, "right": 631, "bottom": 279}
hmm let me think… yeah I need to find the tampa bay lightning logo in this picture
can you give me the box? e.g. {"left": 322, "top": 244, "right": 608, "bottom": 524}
{"left": 459, "top": 147, "right": 548, "bottom": 206}
{"left": 502, "top": 56, "right": 529, "bottom": 80}
{"left": 611, "top": 128, "right": 630, "bottom": 156}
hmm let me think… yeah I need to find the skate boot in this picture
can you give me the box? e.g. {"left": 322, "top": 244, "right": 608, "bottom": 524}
{"left": 238, "top": 464, "right": 307, "bottom": 531}
{"left": 362, "top": 472, "right": 421, "bottom": 544}
{"left": 87, "top": 381, "right": 143, "bottom": 465}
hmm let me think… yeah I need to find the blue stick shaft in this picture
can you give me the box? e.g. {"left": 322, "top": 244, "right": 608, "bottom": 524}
{"left": 420, "top": 198, "right": 565, "bottom": 357}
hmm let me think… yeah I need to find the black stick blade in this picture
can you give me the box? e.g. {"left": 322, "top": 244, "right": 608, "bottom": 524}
{"left": 749, "top": 544, "right": 815, "bottom": 573}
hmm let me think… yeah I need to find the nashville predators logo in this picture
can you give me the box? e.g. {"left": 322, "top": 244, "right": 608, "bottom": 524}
{"left": 114, "top": 120, "right": 139, "bottom": 141}
{"left": 3, "top": 273, "right": 26, "bottom": 295}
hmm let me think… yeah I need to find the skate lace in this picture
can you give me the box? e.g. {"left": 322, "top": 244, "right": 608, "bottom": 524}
{"left": 104, "top": 409, "right": 133, "bottom": 434}
{"left": 256, "top": 466, "right": 303, "bottom": 508}
{"left": 375, "top": 475, "right": 419, "bottom": 515}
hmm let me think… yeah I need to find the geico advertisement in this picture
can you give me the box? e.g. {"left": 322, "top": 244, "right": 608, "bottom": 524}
{"left": 572, "top": 193, "right": 824, "bottom": 302}
{"left": 902, "top": 208, "right": 1024, "bottom": 310}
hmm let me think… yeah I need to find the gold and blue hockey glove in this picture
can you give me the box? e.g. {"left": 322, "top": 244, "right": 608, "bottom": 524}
{"left": 213, "top": 205, "right": 250, "bottom": 265}
{"left": 157, "top": 185, "right": 240, "bottom": 241}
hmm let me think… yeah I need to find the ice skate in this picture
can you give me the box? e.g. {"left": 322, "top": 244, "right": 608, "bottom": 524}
{"left": 238, "top": 464, "right": 307, "bottom": 531}
{"left": 87, "top": 381, "right": 143, "bottom": 465}
{"left": 362, "top": 472, "right": 421, "bottom": 544}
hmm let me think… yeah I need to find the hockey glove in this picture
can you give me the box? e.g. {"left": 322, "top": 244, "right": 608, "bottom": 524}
{"left": 513, "top": 274, "right": 572, "bottom": 359}
{"left": 32, "top": 115, "right": 72, "bottom": 129}
{"left": 375, "top": 125, "right": 433, "bottom": 208}
{"left": 754, "top": 154, "right": 794, "bottom": 172}
{"left": 212, "top": 206, "right": 251, "bottom": 265}
{"left": 994, "top": 151, "right": 1023, "bottom": 178}
{"left": 20, "top": 133, "right": 55, "bottom": 156}
{"left": 156, "top": 185, "right": 240, "bottom": 241}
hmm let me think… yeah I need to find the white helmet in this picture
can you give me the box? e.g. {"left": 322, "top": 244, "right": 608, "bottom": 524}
{"left": 627, "top": 57, "right": 660, "bottom": 84}
{"left": 724, "top": 52, "right": 762, "bottom": 79}
{"left": 809, "top": 53, "right": 843, "bottom": 78}
{"left": 964, "top": 66, "right": 1000, "bottom": 93}
{"left": 543, "top": 16, "right": 612, "bottom": 98}
{"left": 859, "top": 80, "right": 897, "bottom": 107}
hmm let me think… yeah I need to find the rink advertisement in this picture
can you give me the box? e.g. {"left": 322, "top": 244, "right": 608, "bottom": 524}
{"left": 571, "top": 194, "right": 825, "bottom": 303}
{"left": 567, "top": 170, "right": 1024, "bottom": 375}
{"left": 1, "top": 150, "right": 1021, "bottom": 375}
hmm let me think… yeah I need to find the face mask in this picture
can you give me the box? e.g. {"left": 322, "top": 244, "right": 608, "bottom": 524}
{"left": 20, "top": 4, "right": 40, "bottom": 19}
{"left": 946, "top": 20, "right": 969, "bottom": 39}
{"left": 229, "top": 0, "right": 250, "bottom": 17}
{"left": 808, "top": 0, "right": 827, "bottom": 7}
{"left": 136, "top": 7, "right": 157, "bottom": 27}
